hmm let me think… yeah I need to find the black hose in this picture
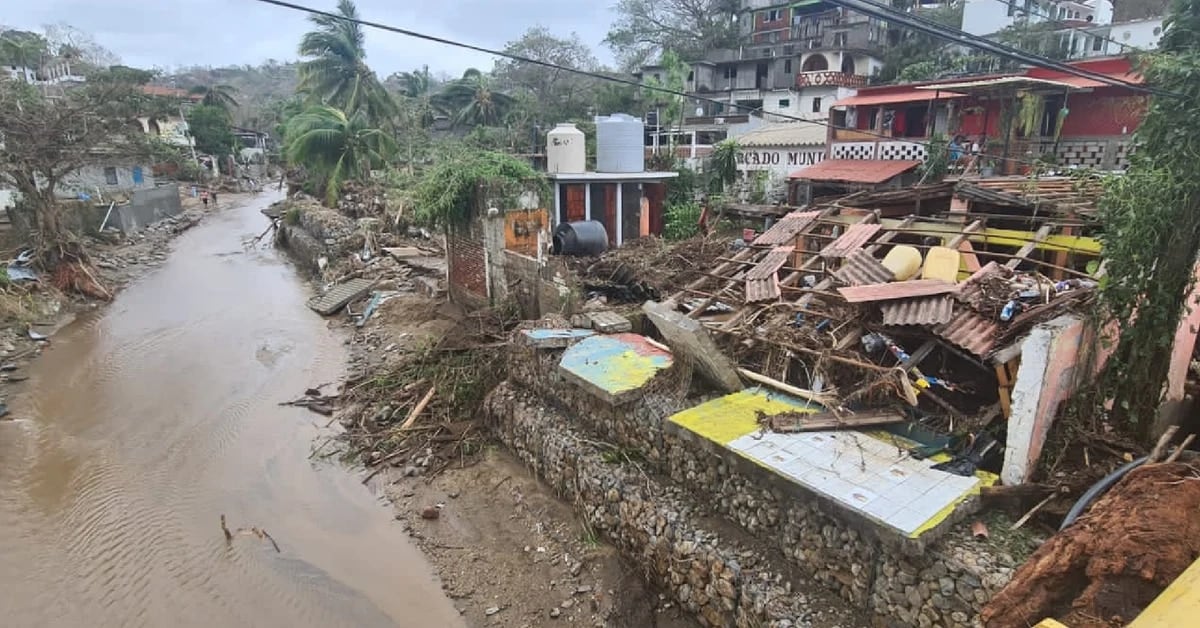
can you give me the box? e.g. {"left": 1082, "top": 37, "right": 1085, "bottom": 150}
{"left": 1059, "top": 456, "right": 1148, "bottom": 531}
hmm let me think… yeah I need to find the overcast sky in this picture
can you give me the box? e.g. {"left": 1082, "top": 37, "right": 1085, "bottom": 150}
{"left": 3, "top": 0, "right": 617, "bottom": 76}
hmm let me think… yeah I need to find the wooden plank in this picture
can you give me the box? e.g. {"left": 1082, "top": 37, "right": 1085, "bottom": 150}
{"left": 837, "top": 279, "right": 957, "bottom": 303}
{"left": 768, "top": 410, "right": 906, "bottom": 433}
{"left": 1005, "top": 224, "right": 1054, "bottom": 270}
{"left": 793, "top": 214, "right": 913, "bottom": 309}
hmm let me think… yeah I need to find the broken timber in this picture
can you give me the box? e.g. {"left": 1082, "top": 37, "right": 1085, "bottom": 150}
{"left": 307, "top": 277, "right": 376, "bottom": 315}
{"left": 766, "top": 409, "right": 905, "bottom": 433}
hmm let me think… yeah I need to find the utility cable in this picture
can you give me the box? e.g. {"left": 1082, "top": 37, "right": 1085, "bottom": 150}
{"left": 823, "top": 0, "right": 1176, "bottom": 97}
{"left": 248, "top": 0, "right": 1140, "bottom": 169}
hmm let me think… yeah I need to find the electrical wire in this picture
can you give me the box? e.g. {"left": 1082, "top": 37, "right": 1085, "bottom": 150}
{"left": 985, "top": 0, "right": 1138, "bottom": 53}
{"left": 822, "top": 0, "right": 1176, "bottom": 97}
{"left": 248, "top": 0, "right": 1137, "bottom": 168}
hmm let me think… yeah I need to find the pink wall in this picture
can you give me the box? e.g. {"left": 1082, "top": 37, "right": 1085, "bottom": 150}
{"left": 1166, "top": 259, "right": 1200, "bottom": 401}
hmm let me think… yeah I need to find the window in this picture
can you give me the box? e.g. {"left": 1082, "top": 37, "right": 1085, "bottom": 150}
{"left": 833, "top": 32, "right": 847, "bottom": 47}
{"left": 779, "top": 98, "right": 791, "bottom": 108}
{"left": 103, "top": 167, "right": 118, "bottom": 185}
{"left": 812, "top": 97, "right": 823, "bottom": 113}
{"left": 784, "top": 59, "right": 793, "bottom": 73}
{"left": 723, "top": 66, "right": 738, "bottom": 79}
{"left": 1092, "top": 35, "right": 1104, "bottom": 51}
{"left": 766, "top": 9, "right": 781, "bottom": 21}
{"left": 687, "top": 71, "right": 694, "bottom": 81}
{"left": 653, "top": 73, "right": 661, "bottom": 82}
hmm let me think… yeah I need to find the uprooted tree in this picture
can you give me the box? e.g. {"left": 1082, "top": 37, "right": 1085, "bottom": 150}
{"left": 0, "top": 70, "right": 161, "bottom": 294}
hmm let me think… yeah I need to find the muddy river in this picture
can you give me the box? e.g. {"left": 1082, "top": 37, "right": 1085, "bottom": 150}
{"left": 0, "top": 192, "right": 465, "bottom": 628}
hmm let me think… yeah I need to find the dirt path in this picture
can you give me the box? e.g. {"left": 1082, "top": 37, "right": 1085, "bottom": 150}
{"left": 381, "top": 450, "right": 697, "bottom": 628}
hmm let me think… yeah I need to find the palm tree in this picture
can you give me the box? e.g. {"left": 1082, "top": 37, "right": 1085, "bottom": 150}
{"left": 285, "top": 105, "right": 396, "bottom": 206}
{"left": 434, "top": 68, "right": 515, "bottom": 128}
{"left": 391, "top": 65, "right": 441, "bottom": 127}
{"left": 296, "top": 0, "right": 395, "bottom": 124}
{"left": 188, "top": 84, "right": 240, "bottom": 113}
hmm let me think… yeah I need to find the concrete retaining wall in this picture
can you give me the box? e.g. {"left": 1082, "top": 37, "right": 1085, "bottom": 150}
{"left": 108, "top": 185, "right": 182, "bottom": 233}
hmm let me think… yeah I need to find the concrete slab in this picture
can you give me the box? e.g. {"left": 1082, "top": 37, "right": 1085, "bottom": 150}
{"left": 587, "top": 311, "right": 632, "bottom": 333}
{"left": 643, "top": 301, "right": 742, "bottom": 393}
{"left": 519, "top": 328, "right": 596, "bottom": 349}
{"left": 307, "top": 277, "right": 376, "bottom": 315}
{"left": 669, "top": 388, "right": 996, "bottom": 539}
{"left": 558, "top": 333, "right": 673, "bottom": 406}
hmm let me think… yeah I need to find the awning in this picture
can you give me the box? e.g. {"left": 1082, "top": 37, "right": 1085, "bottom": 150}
{"left": 915, "top": 76, "right": 1081, "bottom": 93}
{"left": 788, "top": 159, "right": 920, "bottom": 184}
{"left": 833, "top": 89, "right": 966, "bottom": 108}
{"left": 1023, "top": 71, "right": 1145, "bottom": 90}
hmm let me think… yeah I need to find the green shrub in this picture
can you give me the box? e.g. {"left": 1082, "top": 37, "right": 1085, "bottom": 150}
{"left": 285, "top": 207, "right": 302, "bottom": 225}
{"left": 663, "top": 201, "right": 702, "bottom": 240}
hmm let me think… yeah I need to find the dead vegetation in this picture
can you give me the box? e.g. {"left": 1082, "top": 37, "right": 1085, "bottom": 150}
{"left": 335, "top": 307, "right": 519, "bottom": 481}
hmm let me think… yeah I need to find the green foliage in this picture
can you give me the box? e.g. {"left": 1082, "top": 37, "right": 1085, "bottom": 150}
{"left": 433, "top": 68, "right": 516, "bottom": 128}
{"left": 708, "top": 139, "right": 740, "bottom": 193}
{"left": 413, "top": 150, "right": 546, "bottom": 226}
{"left": 919, "top": 133, "right": 950, "bottom": 182}
{"left": 1016, "top": 93, "right": 1044, "bottom": 137}
{"left": 285, "top": 207, "right": 302, "bottom": 225}
{"left": 604, "top": 0, "right": 741, "bottom": 70}
{"left": 296, "top": 0, "right": 395, "bottom": 125}
{"left": 188, "top": 84, "right": 239, "bottom": 113}
{"left": 1093, "top": 0, "right": 1200, "bottom": 439}
{"left": 876, "top": 3, "right": 968, "bottom": 83}
{"left": 285, "top": 105, "right": 397, "bottom": 206}
{"left": 665, "top": 164, "right": 699, "bottom": 208}
{"left": 186, "top": 105, "right": 237, "bottom": 156}
{"left": 663, "top": 201, "right": 703, "bottom": 241}
{"left": 492, "top": 26, "right": 600, "bottom": 123}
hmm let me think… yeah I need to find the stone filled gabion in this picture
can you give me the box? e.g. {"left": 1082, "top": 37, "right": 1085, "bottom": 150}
{"left": 493, "top": 345, "right": 1018, "bottom": 628}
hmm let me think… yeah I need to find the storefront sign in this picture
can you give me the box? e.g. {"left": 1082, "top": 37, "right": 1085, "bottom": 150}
{"left": 735, "top": 149, "right": 825, "bottom": 169}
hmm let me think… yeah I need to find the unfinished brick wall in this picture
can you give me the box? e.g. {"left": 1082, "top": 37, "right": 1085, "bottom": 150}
{"left": 446, "top": 230, "right": 487, "bottom": 305}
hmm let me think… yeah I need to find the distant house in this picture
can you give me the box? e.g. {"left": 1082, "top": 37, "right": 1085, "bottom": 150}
{"left": 232, "top": 127, "right": 271, "bottom": 163}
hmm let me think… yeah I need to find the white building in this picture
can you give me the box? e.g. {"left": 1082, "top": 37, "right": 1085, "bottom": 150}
{"left": 962, "top": 0, "right": 1114, "bottom": 37}
{"left": 730, "top": 122, "right": 828, "bottom": 202}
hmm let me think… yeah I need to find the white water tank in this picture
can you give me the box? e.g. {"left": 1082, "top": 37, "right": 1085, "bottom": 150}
{"left": 546, "top": 123, "right": 586, "bottom": 174}
{"left": 595, "top": 113, "right": 645, "bottom": 173}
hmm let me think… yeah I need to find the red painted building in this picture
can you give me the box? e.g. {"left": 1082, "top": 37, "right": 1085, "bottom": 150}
{"left": 821, "top": 57, "right": 1147, "bottom": 174}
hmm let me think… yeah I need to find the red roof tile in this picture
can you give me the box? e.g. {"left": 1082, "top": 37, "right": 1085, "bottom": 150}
{"left": 837, "top": 279, "right": 956, "bottom": 303}
{"left": 745, "top": 276, "right": 781, "bottom": 303}
{"left": 789, "top": 159, "right": 921, "bottom": 184}
{"left": 880, "top": 296, "right": 954, "bottom": 326}
{"left": 746, "top": 247, "right": 792, "bottom": 280}
{"left": 821, "top": 223, "right": 883, "bottom": 258}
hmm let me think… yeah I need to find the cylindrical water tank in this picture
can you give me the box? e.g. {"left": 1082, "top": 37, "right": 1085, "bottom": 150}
{"left": 595, "top": 113, "right": 645, "bottom": 173}
{"left": 552, "top": 221, "right": 609, "bottom": 257}
{"left": 546, "top": 123, "right": 586, "bottom": 174}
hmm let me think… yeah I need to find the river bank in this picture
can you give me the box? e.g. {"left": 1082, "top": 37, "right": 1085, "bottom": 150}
{"left": 0, "top": 191, "right": 465, "bottom": 627}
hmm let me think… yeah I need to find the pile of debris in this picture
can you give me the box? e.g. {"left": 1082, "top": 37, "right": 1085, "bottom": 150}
{"left": 568, "top": 233, "right": 729, "bottom": 307}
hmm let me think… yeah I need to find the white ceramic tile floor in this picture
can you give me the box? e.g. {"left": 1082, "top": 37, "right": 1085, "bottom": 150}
{"left": 726, "top": 428, "right": 981, "bottom": 537}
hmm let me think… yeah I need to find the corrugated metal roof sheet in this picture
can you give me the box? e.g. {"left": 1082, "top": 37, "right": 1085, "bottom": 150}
{"left": 880, "top": 296, "right": 954, "bottom": 326}
{"left": 932, "top": 309, "right": 1000, "bottom": 357}
{"left": 735, "top": 122, "right": 827, "bottom": 148}
{"left": 788, "top": 159, "right": 921, "bottom": 184}
{"left": 833, "top": 250, "right": 894, "bottom": 286}
{"left": 915, "top": 76, "right": 1079, "bottom": 92}
{"left": 837, "top": 279, "right": 956, "bottom": 303}
{"left": 746, "top": 276, "right": 781, "bottom": 303}
{"left": 746, "top": 247, "right": 793, "bottom": 280}
{"left": 753, "top": 210, "right": 820, "bottom": 246}
{"left": 821, "top": 223, "right": 883, "bottom": 258}
{"left": 833, "top": 89, "right": 966, "bottom": 108}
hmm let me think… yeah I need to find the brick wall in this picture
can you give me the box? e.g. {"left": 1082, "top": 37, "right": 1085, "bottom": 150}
{"left": 447, "top": 229, "right": 487, "bottom": 306}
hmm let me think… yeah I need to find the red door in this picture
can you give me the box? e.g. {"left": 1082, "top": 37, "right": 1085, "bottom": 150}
{"left": 565, "top": 185, "right": 586, "bottom": 222}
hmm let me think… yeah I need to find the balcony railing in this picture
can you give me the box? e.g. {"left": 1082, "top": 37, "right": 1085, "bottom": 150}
{"left": 796, "top": 71, "right": 868, "bottom": 88}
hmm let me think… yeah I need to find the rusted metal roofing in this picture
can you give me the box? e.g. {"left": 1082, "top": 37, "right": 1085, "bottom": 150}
{"left": 833, "top": 250, "right": 895, "bottom": 286}
{"left": 837, "top": 279, "right": 956, "bottom": 303}
{"left": 788, "top": 159, "right": 921, "bottom": 184}
{"left": 746, "top": 247, "right": 792, "bottom": 280}
{"left": 746, "top": 276, "right": 781, "bottom": 303}
{"left": 932, "top": 309, "right": 1000, "bottom": 357}
{"left": 753, "top": 210, "right": 820, "bottom": 246}
{"left": 880, "top": 296, "right": 954, "bottom": 326}
{"left": 821, "top": 223, "right": 883, "bottom": 258}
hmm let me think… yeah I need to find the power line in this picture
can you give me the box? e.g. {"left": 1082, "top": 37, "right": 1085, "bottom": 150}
{"left": 824, "top": 0, "right": 1173, "bottom": 97}
{"left": 249, "top": 0, "right": 1130, "bottom": 169}
{"left": 985, "top": 0, "right": 1137, "bottom": 54}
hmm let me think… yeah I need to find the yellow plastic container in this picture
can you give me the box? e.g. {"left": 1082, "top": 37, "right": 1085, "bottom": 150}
{"left": 922, "top": 246, "right": 961, "bottom": 283}
{"left": 882, "top": 245, "right": 922, "bottom": 281}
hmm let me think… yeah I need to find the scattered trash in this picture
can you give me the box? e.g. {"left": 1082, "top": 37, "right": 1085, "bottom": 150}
{"left": 484, "top": 606, "right": 500, "bottom": 616}
{"left": 971, "top": 520, "right": 990, "bottom": 539}
{"left": 27, "top": 330, "right": 48, "bottom": 342}
{"left": 219, "top": 514, "right": 281, "bottom": 552}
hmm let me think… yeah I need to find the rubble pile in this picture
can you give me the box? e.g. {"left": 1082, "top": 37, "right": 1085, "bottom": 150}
{"left": 568, "top": 233, "right": 730, "bottom": 306}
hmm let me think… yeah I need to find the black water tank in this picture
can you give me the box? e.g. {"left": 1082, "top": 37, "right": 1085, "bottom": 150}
{"left": 552, "top": 220, "right": 609, "bottom": 256}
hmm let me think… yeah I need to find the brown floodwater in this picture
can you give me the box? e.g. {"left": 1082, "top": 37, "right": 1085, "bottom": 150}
{"left": 0, "top": 192, "right": 465, "bottom": 628}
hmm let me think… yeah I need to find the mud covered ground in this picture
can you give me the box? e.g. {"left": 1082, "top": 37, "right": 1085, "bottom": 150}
{"left": 982, "top": 462, "right": 1200, "bottom": 627}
